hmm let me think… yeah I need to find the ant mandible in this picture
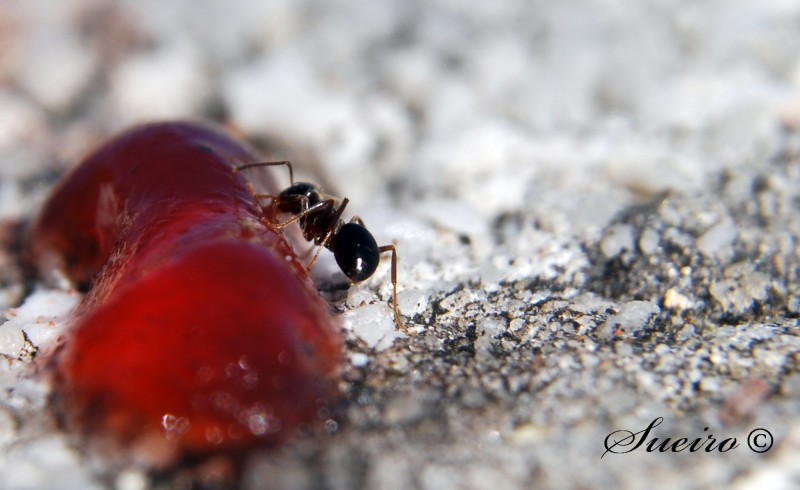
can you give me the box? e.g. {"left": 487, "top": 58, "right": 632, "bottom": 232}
{"left": 234, "top": 161, "right": 406, "bottom": 331}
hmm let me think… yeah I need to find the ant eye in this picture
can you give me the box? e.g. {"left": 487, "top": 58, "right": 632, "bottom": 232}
{"left": 332, "top": 223, "right": 379, "bottom": 282}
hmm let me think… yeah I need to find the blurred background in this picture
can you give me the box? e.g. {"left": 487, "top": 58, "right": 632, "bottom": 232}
{"left": 2, "top": 0, "right": 800, "bottom": 489}
{"left": 3, "top": 0, "right": 800, "bottom": 218}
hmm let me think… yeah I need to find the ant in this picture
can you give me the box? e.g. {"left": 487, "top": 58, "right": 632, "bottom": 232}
{"left": 234, "top": 161, "right": 406, "bottom": 331}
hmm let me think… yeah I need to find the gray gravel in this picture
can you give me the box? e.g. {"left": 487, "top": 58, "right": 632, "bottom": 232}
{"left": 1, "top": 1, "right": 799, "bottom": 489}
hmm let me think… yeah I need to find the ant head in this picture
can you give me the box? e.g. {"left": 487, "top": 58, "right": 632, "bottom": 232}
{"left": 280, "top": 182, "right": 323, "bottom": 207}
{"left": 332, "top": 222, "right": 379, "bottom": 282}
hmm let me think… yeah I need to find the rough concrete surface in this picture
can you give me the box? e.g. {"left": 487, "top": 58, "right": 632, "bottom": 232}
{"left": 1, "top": 1, "right": 800, "bottom": 489}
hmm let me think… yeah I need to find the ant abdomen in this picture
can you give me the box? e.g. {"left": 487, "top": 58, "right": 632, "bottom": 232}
{"left": 332, "top": 223, "right": 380, "bottom": 282}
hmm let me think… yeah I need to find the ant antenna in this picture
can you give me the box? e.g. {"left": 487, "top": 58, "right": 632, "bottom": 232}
{"left": 233, "top": 160, "right": 294, "bottom": 184}
{"left": 234, "top": 161, "right": 407, "bottom": 332}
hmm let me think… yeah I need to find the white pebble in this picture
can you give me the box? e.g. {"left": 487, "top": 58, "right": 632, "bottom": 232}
{"left": 597, "top": 300, "right": 660, "bottom": 338}
{"left": 345, "top": 302, "right": 405, "bottom": 351}
{"left": 638, "top": 227, "right": 660, "bottom": 255}
{"left": 600, "top": 223, "right": 635, "bottom": 258}
{"left": 0, "top": 323, "right": 24, "bottom": 360}
{"left": 0, "top": 290, "right": 78, "bottom": 357}
{"left": 350, "top": 353, "right": 370, "bottom": 367}
{"left": 663, "top": 288, "right": 694, "bottom": 311}
{"left": 697, "top": 218, "right": 738, "bottom": 257}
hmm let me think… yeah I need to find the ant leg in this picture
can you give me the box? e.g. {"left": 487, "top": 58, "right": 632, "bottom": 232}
{"left": 234, "top": 161, "right": 294, "bottom": 184}
{"left": 275, "top": 198, "right": 335, "bottom": 230}
{"left": 348, "top": 215, "right": 365, "bottom": 226}
{"left": 305, "top": 229, "right": 332, "bottom": 270}
{"left": 331, "top": 197, "right": 349, "bottom": 224}
{"left": 377, "top": 244, "right": 406, "bottom": 332}
{"left": 248, "top": 193, "right": 307, "bottom": 229}
{"left": 330, "top": 204, "right": 408, "bottom": 331}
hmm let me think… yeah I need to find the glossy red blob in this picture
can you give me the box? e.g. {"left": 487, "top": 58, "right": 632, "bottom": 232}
{"left": 26, "top": 122, "right": 341, "bottom": 462}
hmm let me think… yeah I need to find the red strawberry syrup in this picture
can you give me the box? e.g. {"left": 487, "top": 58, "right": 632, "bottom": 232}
{"left": 26, "top": 122, "right": 341, "bottom": 465}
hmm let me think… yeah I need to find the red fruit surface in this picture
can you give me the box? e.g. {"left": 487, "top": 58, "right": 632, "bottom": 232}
{"left": 26, "top": 122, "right": 341, "bottom": 462}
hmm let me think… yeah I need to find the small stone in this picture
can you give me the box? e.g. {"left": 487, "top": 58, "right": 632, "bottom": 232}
{"left": 345, "top": 302, "right": 405, "bottom": 351}
{"left": 508, "top": 318, "right": 526, "bottom": 333}
{"left": 596, "top": 301, "right": 660, "bottom": 339}
{"left": 0, "top": 323, "right": 24, "bottom": 359}
{"left": 710, "top": 264, "right": 771, "bottom": 315}
{"left": 697, "top": 218, "right": 738, "bottom": 257}
{"left": 350, "top": 353, "right": 369, "bottom": 367}
{"left": 115, "top": 469, "right": 149, "bottom": 490}
{"left": 699, "top": 377, "right": 721, "bottom": 393}
{"left": 614, "top": 341, "right": 633, "bottom": 356}
{"left": 663, "top": 288, "right": 694, "bottom": 311}
{"left": 480, "top": 317, "right": 507, "bottom": 337}
{"left": 638, "top": 227, "right": 660, "bottom": 255}
{"left": 600, "top": 224, "right": 636, "bottom": 259}
{"left": 653, "top": 344, "right": 671, "bottom": 355}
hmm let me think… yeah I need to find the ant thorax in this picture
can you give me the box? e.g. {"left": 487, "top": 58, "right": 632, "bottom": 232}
{"left": 274, "top": 182, "right": 344, "bottom": 245}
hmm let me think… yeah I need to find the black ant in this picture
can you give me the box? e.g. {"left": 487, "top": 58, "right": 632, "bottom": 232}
{"left": 234, "top": 161, "right": 406, "bottom": 331}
